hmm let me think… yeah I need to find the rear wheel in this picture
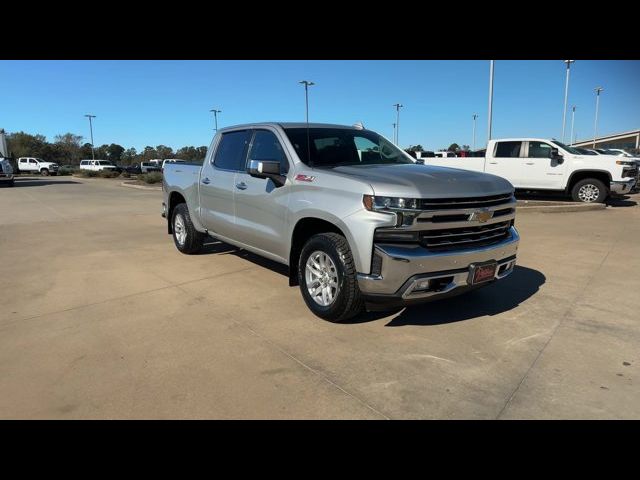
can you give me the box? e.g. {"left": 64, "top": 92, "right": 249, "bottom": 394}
{"left": 571, "top": 178, "right": 607, "bottom": 203}
{"left": 171, "top": 203, "right": 204, "bottom": 254}
{"left": 298, "top": 233, "right": 364, "bottom": 322}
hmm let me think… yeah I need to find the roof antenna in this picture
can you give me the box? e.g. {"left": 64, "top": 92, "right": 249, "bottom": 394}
{"left": 299, "top": 80, "right": 315, "bottom": 167}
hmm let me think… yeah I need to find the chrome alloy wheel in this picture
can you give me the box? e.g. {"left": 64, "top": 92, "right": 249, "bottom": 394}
{"left": 174, "top": 213, "right": 187, "bottom": 246}
{"left": 578, "top": 183, "right": 600, "bottom": 202}
{"left": 305, "top": 251, "right": 339, "bottom": 306}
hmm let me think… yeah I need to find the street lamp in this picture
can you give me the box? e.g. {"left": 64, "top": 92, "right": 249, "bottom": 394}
{"left": 561, "top": 60, "right": 575, "bottom": 143}
{"left": 487, "top": 60, "right": 495, "bottom": 142}
{"left": 593, "top": 87, "right": 604, "bottom": 148}
{"left": 210, "top": 108, "right": 222, "bottom": 132}
{"left": 472, "top": 113, "right": 478, "bottom": 151}
{"left": 570, "top": 105, "right": 576, "bottom": 146}
{"left": 393, "top": 103, "right": 403, "bottom": 146}
{"left": 84, "top": 114, "right": 96, "bottom": 161}
{"left": 392, "top": 123, "right": 396, "bottom": 142}
{"left": 299, "top": 80, "right": 315, "bottom": 123}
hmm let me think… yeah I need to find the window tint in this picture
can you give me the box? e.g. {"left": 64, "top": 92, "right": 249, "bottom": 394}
{"left": 528, "top": 142, "right": 552, "bottom": 158}
{"left": 248, "top": 130, "right": 289, "bottom": 174}
{"left": 214, "top": 130, "right": 251, "bottom": 171}
{"left": 29, "top": 159, "right": 37, "bottom": 164}
{"left": 494, "top": 141, "right": 522, "bottom": 158}
{"left": 20, "top": 159, "right": 27, "bottom": 163}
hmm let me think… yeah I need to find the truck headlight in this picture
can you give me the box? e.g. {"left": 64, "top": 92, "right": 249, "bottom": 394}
{"left": 363, "top": 195, "right": 420, "bottom": 211}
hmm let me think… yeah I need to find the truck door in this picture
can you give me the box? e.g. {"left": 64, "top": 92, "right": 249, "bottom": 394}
{"left": 19, "top": 158, "right": 28, "bottom": 172}
{"left": 198, "top": 129, "right": 251, "bottom": 239}
{"left": 522, "top": 141, "right": 566, "bottom": 189}
{"left": 233, "top": 129, "right": 291, "bottom": 261}
{"left": 28, "top": 158, "right": 38, "bottom": 172}
{"left": 485, "top": 141, "right": 524, "bottom": 187}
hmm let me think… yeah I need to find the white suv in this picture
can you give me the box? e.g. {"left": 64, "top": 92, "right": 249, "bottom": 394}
{"left": 17, "top": 157, "right": 59, "bottom": 176}
{"left": 79, "top": 160, "right": 118, "bottom": 172}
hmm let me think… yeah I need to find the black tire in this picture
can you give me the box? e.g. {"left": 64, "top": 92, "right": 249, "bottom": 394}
{"left": 298, "top": 233, "right": 364, "bottom": 322}
{"left": 10, "top": 179, "right": 15, "bottom": 187}
{"left": 40, "top": 168, "right": 49, "bottom": 176}
{"left": 171, "top": 203, "right": 204, "bottom": 254}
{"left": 571, "top": 178, "right": 608, "bottom": 203}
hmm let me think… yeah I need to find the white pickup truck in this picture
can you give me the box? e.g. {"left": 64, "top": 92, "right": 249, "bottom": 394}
{"left": 17, "top": 157, "right": 60, "bottom": 176}
{"left": 420, "top": 138, "right": 637, "bottom": 203}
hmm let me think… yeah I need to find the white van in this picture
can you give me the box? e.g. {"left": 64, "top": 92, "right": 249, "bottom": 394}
{"left": 79, "top": 160, "right": 118, "bottom": 172}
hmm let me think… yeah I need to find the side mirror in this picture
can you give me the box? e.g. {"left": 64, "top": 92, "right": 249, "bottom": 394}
{"left": 247, "top": 160, "right": 285, "bottom": 186}
{"left": 415, "top": 158, "right": 425, "bottom": 165}
{"left": 550, "top": 148, "right": 564, "bottom": 164}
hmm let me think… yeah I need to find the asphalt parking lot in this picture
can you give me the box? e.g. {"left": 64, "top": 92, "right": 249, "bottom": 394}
{"left": 1, "top": 176, "right": 638, "bottom": 419}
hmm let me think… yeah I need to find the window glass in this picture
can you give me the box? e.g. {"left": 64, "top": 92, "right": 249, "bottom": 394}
{"left": 528, "top": 142, "right": 552, "bottom": 158}
{"left": 214, "top": 130, "right": 251, "bottom": 171}
{"left": 494, "top": 141, "right": 522, "bottom": 158}
{"left": 248, "top": 130, "right": 289, "bottom": 173}
{"left": 29, "top": 159, "right": 37, "bottom": 164}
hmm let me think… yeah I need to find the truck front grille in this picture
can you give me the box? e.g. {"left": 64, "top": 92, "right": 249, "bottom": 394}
{"left": 419, "top": 220, "right": 512, "bottom": 251}
{"left": 418, "top": 193, "right": 513, "bottom": 210}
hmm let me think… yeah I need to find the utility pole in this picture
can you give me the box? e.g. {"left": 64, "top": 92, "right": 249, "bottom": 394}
{"left": 593, "top": 87, "right": 604, "bottom": 148}
{"left": 561, "top": 60, "right": 575, "bottom": 142}
{"left": 393, "top": 103, "right": 403, "bottom": 146}
{"left": 472, "top": 113, "right": 478, "bottom": 151}
{"left": 84, "top": 114, "right": 96, "bottom": 161}
{"left": 570, "top": 105, "right": 576, "bottom": 146}
{"left": 487, "top": 60, "right": 494, "bottom": 142}
{"left": 392, "top": 123, "right": 396, "bottom": 143}
{"left": 210, "top": 108, "right": 222, "bottom": 131}
{"left": 299, "top": 80, "right": 315, "bottom": 123}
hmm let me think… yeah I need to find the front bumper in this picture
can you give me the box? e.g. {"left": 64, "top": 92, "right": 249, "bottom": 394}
{"left": 610, "top": 179, "right": 636, "bottom": 195}
{"left": 357, "top": 226, "right": 519, "bottom": 307}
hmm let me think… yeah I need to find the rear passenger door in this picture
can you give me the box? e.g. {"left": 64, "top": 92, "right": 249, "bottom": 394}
{"left": 199, "top": 129, "right": 251, "bottom": 239}
{"left": 485, "top": 141, "right": 524, "bottom": 187}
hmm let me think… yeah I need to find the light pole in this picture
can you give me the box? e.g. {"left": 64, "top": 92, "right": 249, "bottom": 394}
{"left": 561, "top": 60, "right": 575, "bottom": 143}
{"left": 393, "top": 103, "right": 403, "bottom": 146}
{"left": 472, "top": 113, "right": 478, "bottom": 151}
{"left": 210, "top": 108, "right": 222, "bottom": 132}
{"left": 299, "top": 80, "right": 315, "bottom": 123}
{"left": 487, "top": 60, "right": 494, "bottom": 142}
{"left": 593, "top": 86, "right": 604, "bottom": 148}
{"left": 84, "top": 114, "right": 96, "bottom": 161}
{"left": 392, "top": 123, "right": 396, "bottom": 143}
{"left": 570, "top": 105, "right": 576, "bottom": 146}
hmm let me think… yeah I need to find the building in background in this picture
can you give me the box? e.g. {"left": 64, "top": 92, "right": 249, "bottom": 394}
{"left": 573, "top": 129, "right": 640, "bottom": 151}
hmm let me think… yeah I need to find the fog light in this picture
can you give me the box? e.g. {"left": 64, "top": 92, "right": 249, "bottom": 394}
{"left": 414, "top": 279, "right": 431, "bottom": 291}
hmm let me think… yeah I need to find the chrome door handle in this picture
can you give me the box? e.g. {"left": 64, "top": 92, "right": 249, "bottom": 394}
{"left": 201, "top": 177, "right": 210, "bottom": 184}
{"left": 489, "top": 161, "right": 498, "bottom": 164}
{"left": 235, "top": 182, "right": 247, "bottom": 190}
{"left": 525, "top": 162, "right": 535, "bottom": 165}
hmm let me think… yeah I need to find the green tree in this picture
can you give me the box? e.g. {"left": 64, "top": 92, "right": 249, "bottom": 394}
{"left": 406, "top": 145, "right": 424, "bottom": 152}
{"left": 80, "top": 143, "right": 94, "bottom": 159}
{"left": 54, "top": 132, "right": 84, "bottom": 165}
{"left": 448, "top": 143, "right": 460, "bottom": 152}
{"left": 6, "top": 132, "right": 48, "bottom": 159}
{"left": 106, "top": 143, "right": 125, "bottom": 163}
{"left": 156, "top": 145, "right": 174, "bottom": 160}
{"left": 142, "top": 146, "right": 159, "bottom": 161}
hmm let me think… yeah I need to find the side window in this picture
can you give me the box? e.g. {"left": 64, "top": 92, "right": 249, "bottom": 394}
{"left": 20, "top": 159, "right": 27, "bottom": 163}
{"left": 528, "top": 141, "right": 552, "bottom": 158}
{"left": 494, "top": 141, "right": 522, "bottom": 158}
{"left": 214, "top": 130, "right": 251, "bottom": 171}
{"left": 29, "top": 159, "right": 37, "bottom": 164}
{"left": 248, "top": 130, "right": 289, "bottom": 174}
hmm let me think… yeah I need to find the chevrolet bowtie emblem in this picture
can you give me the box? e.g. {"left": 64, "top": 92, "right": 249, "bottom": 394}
{"left": 469, "top": 209, "right": 493, "bottom": 223}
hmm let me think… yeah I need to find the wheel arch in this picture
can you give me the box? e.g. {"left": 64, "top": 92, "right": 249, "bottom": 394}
{"left": 566, "top": 170, "right": 611, "bottom": 193}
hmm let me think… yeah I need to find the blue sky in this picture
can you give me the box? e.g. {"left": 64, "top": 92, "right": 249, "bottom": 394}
{"left": 2, "top": 60, "right": 639, "bottom": 151}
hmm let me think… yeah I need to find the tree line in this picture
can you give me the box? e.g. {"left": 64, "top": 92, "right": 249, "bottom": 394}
{"left": 405, "top": 143, "right": 471, "bottom": 153}
{"left": 4, "top": 131, "right": 208, "bottom": 165}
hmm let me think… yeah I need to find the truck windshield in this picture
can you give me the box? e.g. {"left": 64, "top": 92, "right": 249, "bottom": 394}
{"left": 283, "top": 128, "right": 413, "bottom": 168}
{"left": 550, "top": 140, "right": 582, "bottom": 155}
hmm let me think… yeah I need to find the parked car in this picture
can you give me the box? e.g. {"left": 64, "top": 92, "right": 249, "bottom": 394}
{"left": 422, "top": 138, "right": 637, "bottom": 203}
{"left": 122, "top": 164, "right": 142, "bottom": 174}
{"left": 17, "top": 157, "right": 59, "bottom": 176}
{"left": 0, "top": 157, "right": 14, "bottom": 187}
{"left": 79, "top": 160, "right": 118, "bottom": 172}
{"left": 162, "top": 122, "right": 520, "bottom": 322}
{"left": 141, "top": 161, "right": 162, "bottom": 173}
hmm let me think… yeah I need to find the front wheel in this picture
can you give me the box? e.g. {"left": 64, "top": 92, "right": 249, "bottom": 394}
{"left": 40, "top": 168, "right": 49, "bottom": 176}
{"left": 571, "top": 178, "right": 608, "bottom": 203}
{"left": 298, "top": 233, "right": 364, "bottom": 322}
{"left": 171, "top": 203, "right": 204, "bottom": 254}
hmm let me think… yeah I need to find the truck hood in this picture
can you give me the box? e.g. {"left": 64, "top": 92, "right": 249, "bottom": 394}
{"left": 329, "top": 163, "right": 514, "bottom": 198}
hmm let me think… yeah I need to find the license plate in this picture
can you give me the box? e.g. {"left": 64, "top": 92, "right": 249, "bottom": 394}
{"left": 470, "top": 262, "right": 497, "bottom": 285}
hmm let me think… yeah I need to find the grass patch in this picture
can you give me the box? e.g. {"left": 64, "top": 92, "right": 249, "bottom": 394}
{"left": 139, "top": 172, "right": 163, "bottom": 184}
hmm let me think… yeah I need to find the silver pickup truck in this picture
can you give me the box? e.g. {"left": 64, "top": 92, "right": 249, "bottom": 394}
{"left": 162, "top": 123, "right": 520, "bottom": 322}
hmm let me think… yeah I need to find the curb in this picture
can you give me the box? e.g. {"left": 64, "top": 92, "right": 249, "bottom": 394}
{"left": 516, "top": 203, "right": 606, "bottom": 213}
{"left": 120, "top": 182, "right": 162, "bottom": 191}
